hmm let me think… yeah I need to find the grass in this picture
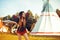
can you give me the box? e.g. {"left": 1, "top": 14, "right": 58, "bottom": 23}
{"left": 0, "top": 32, "right": 60, "bottom": 40}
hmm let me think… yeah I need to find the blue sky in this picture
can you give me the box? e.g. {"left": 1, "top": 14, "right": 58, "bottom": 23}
{"left": 0, "top": 0, "right": 60, "bottom": 17}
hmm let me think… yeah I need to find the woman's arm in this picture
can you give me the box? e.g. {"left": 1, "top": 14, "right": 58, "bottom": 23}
{"left": 9, "top": 21, "right": 17, "bottom": 25}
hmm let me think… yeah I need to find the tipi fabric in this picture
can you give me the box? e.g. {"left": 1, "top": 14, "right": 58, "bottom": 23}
{"left": 31, "top": 0, "right": 60, "bottom": 35}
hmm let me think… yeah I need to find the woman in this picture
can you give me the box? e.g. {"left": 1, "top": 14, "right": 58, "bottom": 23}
{"left": 17, "top": 11, "right": 29, "bottom": 40}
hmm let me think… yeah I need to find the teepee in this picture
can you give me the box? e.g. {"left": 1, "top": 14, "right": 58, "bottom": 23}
{"left": 31, "top": 0, "right": 60, "bottom": 35}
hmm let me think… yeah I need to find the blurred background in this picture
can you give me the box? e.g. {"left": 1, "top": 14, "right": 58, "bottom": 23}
{"left": 0, "top": 0, "right": 60, "bottom": 40}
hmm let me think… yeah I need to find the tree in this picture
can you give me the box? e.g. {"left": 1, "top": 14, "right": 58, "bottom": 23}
{"left": 35, "top": 13, "right": 39, "bottom": 21}
{"left": 56, "top": 9, "right": 60, "bottom": 17}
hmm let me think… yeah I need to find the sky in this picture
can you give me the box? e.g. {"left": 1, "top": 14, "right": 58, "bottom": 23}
{"left": 0, "top": 0, "right": 60, "bottom": 17}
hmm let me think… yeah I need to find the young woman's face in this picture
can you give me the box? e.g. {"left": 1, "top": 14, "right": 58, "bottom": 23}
{"left": 22, "top": 13, "right": 25, "bottom": 17}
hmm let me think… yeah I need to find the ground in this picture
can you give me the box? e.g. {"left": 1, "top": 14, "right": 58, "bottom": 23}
{"left": 0, "top": 33, "right": 60, "bottom": 40}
